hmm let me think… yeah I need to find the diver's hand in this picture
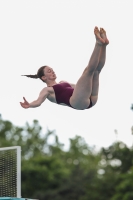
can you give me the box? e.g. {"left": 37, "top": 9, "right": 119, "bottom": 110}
{"left": 20, "top": 97, "right": 30, "bottom": 109}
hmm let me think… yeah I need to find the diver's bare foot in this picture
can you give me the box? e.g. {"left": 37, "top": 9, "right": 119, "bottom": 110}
{"left": 100, "top": 28, "right": 109, "bottom": 45}
{"left": 94, "top": 26, "right": 105, "bottom": 45}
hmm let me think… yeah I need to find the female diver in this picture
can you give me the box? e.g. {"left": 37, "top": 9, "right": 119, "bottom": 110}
{"left": 20, "top": 26, "right": 109, "bottom": 110}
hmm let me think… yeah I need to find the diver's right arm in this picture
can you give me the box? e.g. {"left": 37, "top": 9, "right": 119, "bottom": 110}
{"left": 20, "top": 88, "right": 49, "bottom": 108}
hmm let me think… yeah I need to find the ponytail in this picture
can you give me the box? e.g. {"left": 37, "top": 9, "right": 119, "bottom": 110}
{"left": 22, "top": 66, "right": 47, "bottom": 82}
{"left": 21, "top": 74, "right": 38, "bottom": 79}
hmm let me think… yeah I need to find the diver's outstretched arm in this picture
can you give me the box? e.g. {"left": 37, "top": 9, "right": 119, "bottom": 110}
{"left": 20, "top": 88, "right": 49, "bottom": 108}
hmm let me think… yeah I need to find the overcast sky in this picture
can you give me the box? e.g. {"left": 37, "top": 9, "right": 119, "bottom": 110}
{"left": 0, "top": 0, "right": 133, "bottom": 150}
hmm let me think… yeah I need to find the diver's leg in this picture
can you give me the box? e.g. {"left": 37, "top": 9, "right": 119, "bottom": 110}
{"left": 70, "top": 27, "right": 105, "bottom": 109}
{"left": 90, "top": 28, "right": 109, "bottom": 105}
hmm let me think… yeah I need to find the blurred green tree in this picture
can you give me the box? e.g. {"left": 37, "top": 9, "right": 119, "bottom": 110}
{"left": 111, "top": 167, "right": 133, "bottom": 200}
{"left": 2, "top": 113, "right": 133, "bottom": 200}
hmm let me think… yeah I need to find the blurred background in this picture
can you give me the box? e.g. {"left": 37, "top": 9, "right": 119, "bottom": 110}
{"left": 1, "top": 114, "right": 133, "bottom": 200}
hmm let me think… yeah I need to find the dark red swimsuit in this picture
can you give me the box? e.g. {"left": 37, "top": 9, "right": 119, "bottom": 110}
{"left": 52, "top": 82, "right": 92, "bottom": 109}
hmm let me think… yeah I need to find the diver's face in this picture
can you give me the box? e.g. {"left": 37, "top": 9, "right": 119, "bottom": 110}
{"left": 43, "top": 66, "right": 57, "bottom": 81}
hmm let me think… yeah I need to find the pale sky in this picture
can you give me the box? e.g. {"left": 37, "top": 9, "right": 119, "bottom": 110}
{"left": 0, "top": 0, "right": 133, "bottom": 150}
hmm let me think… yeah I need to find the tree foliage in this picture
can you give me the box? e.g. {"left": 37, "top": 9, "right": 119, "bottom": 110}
{"left": 1, "top": 114, "right": 133, "bottom": 200}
